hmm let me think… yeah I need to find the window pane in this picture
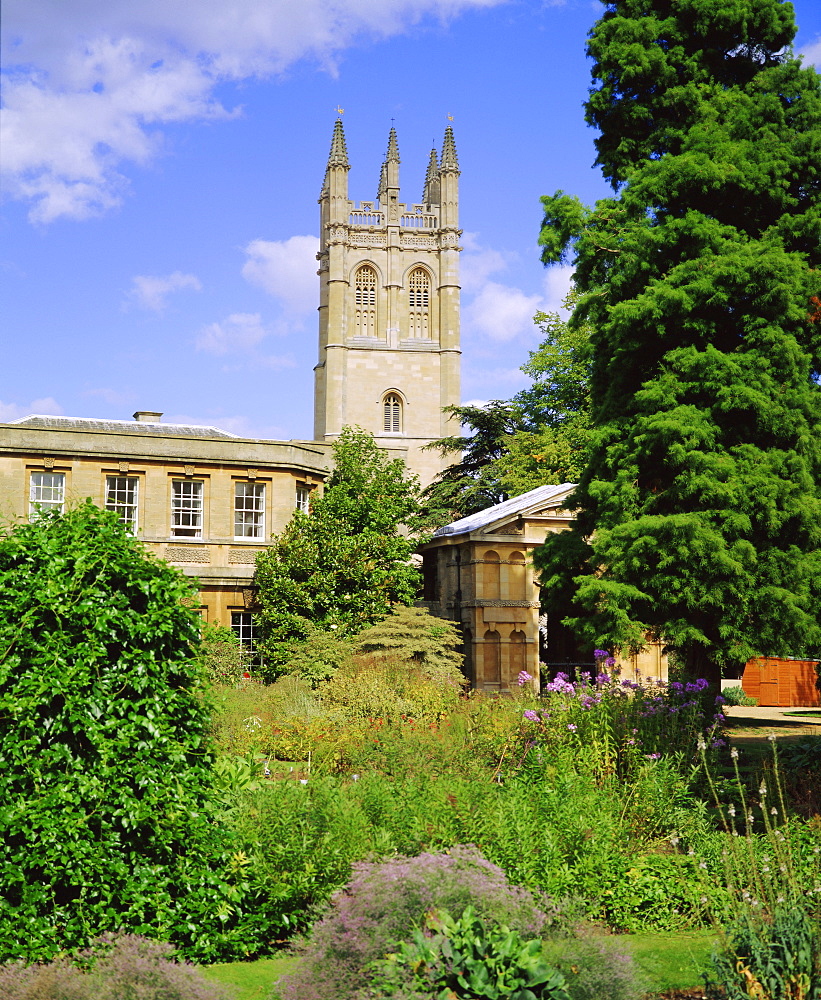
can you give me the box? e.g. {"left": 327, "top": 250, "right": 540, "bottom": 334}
{"left": 105, "top": 476, "right": 139, "bottom": 533}
{"left": 29, "top": 472, "right": 65, "bottom": 519}
{"left": 295, "top": 485, "right": 310, "bottom": 512}
{"left": 172, "top": 480, "right": 203, "bottom": 537}
{"left": 231, "top": 611, "right": 255, "bottom": 649}
{"left": 234, "top": 482, "right": 265, "bottom": 538}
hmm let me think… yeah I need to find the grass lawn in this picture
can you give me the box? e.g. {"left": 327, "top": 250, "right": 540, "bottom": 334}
{"left": 621, "top": 929, "right": 718, "bottom": 992}
{"left": 199, "top": 955, "right": 299, "bottom": 1000}
{"left": 199, "top": 931, "right": 718, "bottom": 999}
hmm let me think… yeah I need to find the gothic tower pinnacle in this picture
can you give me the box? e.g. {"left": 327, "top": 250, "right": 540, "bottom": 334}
{"left": 314, "top": 119, "right": 462, "bottom": 485}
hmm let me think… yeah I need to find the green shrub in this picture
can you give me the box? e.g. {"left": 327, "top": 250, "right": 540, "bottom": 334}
{"left": 0, "top": 503, "right": 249, "bottom": 962}
{"left": 0, "top": 935, "right": 228, "bottom": 1000}
{"left": 722, "top": 685, "right": 758, "bottom": 707}
{"left": 199, "top": 622, "right": 245, "bottom": 684}
{"left": 371, "top": 906, "right": 573, "bottom": 1000}
{"left": 351, "top": 605, "right": 466, "bottom": 682}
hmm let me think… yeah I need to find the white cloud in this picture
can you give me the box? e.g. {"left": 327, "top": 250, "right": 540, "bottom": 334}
{"left": 0, "top": 396, "right": 64, "bottom": 421}
{"left": 196, "top": 311, "right": 271, "bottom": 355}
{"left": 798, "top": 35, "right": 821, "bottom": 69}
{"left": 541, "top": 265, "right": 574, "bottom": 315}
{"left": 3, "top": 0, "right": 503, "bottom": 222}
{"left": 242, "top": 236, "right": 319, "bottom": 313}
{"left": 459, "top": 231, "right": 515, "bottom": 293}
{"left": 127, "top": 270, "right": 202, "bottom": 311}
{"left": 464, "top": 280, "right": 543, "bottom": 342}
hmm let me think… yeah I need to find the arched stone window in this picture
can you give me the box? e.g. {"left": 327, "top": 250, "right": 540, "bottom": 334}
{"left": 354, "top": 265, "right": 377, "bottom": 337}
{"left": 508, "top": 550, "right": 527, "bottom": 601}
{"left": 407, "top": 267, "right": 430, "bottom": 338}
{"left": 509, "top": 629, "right": 527, "bottom": 679}
{"left": 483, "top": 629, "right": 501, "bottom": 685}
{"left": 482, "top": 550, "right": 500, "bottom": 600}
{"left": 383, "top": 393, "right": 402, "bottom": 433}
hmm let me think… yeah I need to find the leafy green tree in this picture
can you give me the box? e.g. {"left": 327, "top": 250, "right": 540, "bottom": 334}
{"left": 421, "top": 307, "right": 593, "bottom": 521}
{"left": 0, "top": 502, "right": 248, "bottom": 962}
{"left": 420, "top": 401, "right": 524, "bottom": 523}
{"left": 536, "top": 0, "right": 821, "bottom": 682}
{"left": 496, "top": 303, "right": 593, "bottom": 494}
{"left": 254, "top": 427, "right": 422, "bottom": 675}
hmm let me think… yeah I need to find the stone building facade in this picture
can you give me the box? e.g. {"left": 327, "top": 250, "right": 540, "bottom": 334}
{"left": 314, "top": 120, "right": 462, "bottom": 485}
{"left": 419, "top": 484, "right": 669, "bottom": 691}
{"left": 0, "top": 413, "right": 328, "bottom": 635}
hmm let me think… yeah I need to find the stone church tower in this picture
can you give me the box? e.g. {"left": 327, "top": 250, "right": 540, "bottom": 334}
{"left": 314, "top": 119, "right": 462, "bottom": 485}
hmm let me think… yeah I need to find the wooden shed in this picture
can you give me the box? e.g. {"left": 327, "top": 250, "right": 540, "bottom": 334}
{"left": 742, "top": 658, "right": 821, "bottom": 707}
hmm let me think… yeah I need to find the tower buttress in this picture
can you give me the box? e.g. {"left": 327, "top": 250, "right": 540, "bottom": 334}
{"left": 314, "top": 120, "right": 462, "bottom": 486}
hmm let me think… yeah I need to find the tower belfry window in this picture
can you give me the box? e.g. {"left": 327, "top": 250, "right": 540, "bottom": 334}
{"left": 383, "top": 393, "right": 402, "bottom": 433}
{"left": 408, "top": 268, "right": 430, "bottom": 338}
{"left": 354, "top": 265, "right": 377, "bottom": 337}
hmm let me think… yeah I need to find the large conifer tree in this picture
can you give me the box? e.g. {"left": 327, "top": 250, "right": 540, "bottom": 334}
{"left": 536, "top": 0, "right": 821, "bottom": 681}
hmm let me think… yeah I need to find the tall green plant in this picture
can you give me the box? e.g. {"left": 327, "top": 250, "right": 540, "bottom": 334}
{"left": 0, "top": 503, "right": 246, "bottom": 961}
{"left": 254, "top": 427, "right": 422, "bottom": 677}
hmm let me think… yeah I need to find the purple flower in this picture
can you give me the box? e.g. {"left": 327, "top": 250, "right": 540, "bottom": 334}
{"left": 670, "top": 681, "right": 684, "bottom": 692}
{"left": 523, "top": 710, "right": 539, "bottom": 721}
{"left": 715, "top": 694, "right": 726, "bottom": 705}
{"left": 710, "top": 738, "right": 726, "bottom": 748}
{"left": 593, "top": 649, "right": 610, "bottom": 660}
{"left": 567, "top": 723, "right": 578, "bottom": 732}
{"left": 517, "top": 670, "right": 533, "bottom": 687}
{"left": 596, "top": 673, "right": 610, "bottom": 685}
{"left": 645, "top": 753, "right": 661, "bottom": 760}
{"left": 605, "top": 656, "right": 616, "bottom": 668}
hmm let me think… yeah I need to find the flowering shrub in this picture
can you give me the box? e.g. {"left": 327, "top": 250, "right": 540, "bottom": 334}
{"left": 279, "top": 846, "right": 559, "bottom": 1000}
{"left": 0, "top": 935, "right": 228, "bottom": 1000}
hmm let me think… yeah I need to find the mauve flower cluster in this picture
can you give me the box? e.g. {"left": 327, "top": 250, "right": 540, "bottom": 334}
{"left": 280, "top": 846, "right": 558, "bottom": 1000}
{"left": 519, "top": 661, "right": 724, "bottom": 769}
{"left": 0, "top": 935, "right": 227, "bottom": 1000}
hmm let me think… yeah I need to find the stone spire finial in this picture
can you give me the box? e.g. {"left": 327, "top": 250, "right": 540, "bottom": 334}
{"left": 327, "top": 118, "right": 349, "bottom": 168}
{"left": 440, "top": 124, "right": 459, "bottom": 172}
{"left": 376, "top": 161, "right": 388, "bottom": 202}
{"left": 423, "top": 148, "right": 440, "bottom": 204}
{"left": 385, "top": 125, "right": 400, "bottom": 163}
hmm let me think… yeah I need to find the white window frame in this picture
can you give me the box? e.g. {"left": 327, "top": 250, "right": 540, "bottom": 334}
{"left": 105, "top": 475, "right": 139, "bottom": 534}
{"left": 295, "top": 484, "right": 311, "bottom": 513}
{"left": 234, "top": 482, "right": 265, "bottom": 539}
{"left": 231, "top": 611, "right": 255, "bottom": 650}
{"left": 29, "top": 472, "right": 65, "bottom": 520}
{"left": 171, "top": 480, "right": 204, "bottom": 538}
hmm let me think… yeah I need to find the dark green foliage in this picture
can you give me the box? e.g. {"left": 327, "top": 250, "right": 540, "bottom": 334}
{"left": 585, "top": 0, "right": 798, "bottom": 186}
{"left": 254, "top": 427, "right": 423, "bottom": 676}
{"left": 421, "top": 305, "right": 594, "bottom": 519}
{"left": 420, "top": 401, "right": 524, "bottom": 523}
{"left": 0, "top": 503, "right": 250, "bottom": 962}
{"left": 536, "top": 0, "right": 821, "bottom": 679}
{"left": 704, "top": 905, "right": 821, "bottom": 999}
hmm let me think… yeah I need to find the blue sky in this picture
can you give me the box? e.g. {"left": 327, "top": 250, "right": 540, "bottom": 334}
{"left": 3, "top": 0, "right": 820, "bottom": 440}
